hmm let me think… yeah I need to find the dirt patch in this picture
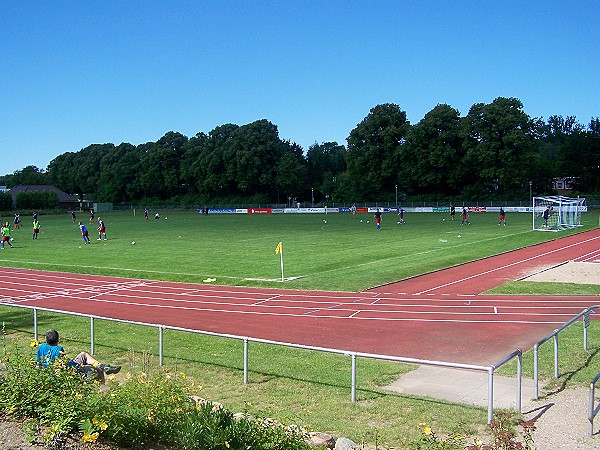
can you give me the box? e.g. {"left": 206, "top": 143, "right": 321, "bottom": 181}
{"left": 0, "top": 420, "right": 119, "bottom": 450}
{"left": 521, "top": 261, "right": 600, "bottom": 285}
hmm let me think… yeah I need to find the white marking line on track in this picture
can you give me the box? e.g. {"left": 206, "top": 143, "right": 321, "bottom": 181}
{"left": 2, "top": 280, "right": 158, "bottom": 305}
{"left": 34, "top": 290, "right": 589, "bottom": 321}
{"left": 572, "top": 248, "right": 600, "bottom": 262}
{"left": 414, "top": 233, "right": 600, "bottom": 295}
{"left": 41, "top": 295, "right": 568, "bottom": 324}
{"left": 252, "top": 294, "right": 282, "bottom": 306}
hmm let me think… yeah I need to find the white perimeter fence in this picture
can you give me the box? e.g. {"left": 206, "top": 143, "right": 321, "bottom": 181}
{"left": 3, "top": 302, "right": 524, "bottom": 424}
{"left": 4, "top": 303, "right": 600, "bottom": 424}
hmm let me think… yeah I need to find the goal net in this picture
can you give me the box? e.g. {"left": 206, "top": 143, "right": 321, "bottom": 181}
{"left": 533, "top": 195, "right": 585, "bottom": 231}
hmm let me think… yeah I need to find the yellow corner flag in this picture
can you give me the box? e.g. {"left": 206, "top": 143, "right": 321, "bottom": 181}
{"left": 275, "top": 242, "right": 282, "bottom": 255}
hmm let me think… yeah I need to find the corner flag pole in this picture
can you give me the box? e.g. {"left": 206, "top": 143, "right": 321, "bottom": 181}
{"left": 275, "top": 241, "right": 284, "bottom": 282}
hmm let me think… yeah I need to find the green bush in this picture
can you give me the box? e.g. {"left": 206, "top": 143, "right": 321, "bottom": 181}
{"left": 0, "top": 334, "right": 312, "bottom": 449}
{"left": 0, "top": 337, "right": 103, "bottom": 445}
{"left": 15, "top": 190, "right": 59, "bottom": 210}
{"left": 0, "top": 192, "right": 12, "bottom": 210}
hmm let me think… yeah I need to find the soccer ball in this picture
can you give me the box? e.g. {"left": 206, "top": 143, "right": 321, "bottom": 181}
{"left": 397, "top": 221, "right": 400, "bottom": 225}
{"left": 360, "top": 219, "right": 363, "bottom": 223}
{"left": 323, "top": 220, "right": 327, "bottom": 224}
{"left": 131, "top": 241, "right": 136, "bottom": 245}
{"left": 442, "top": 218, "right": 446, "bottom": 221}
{"left": 366, "top": 220, "right": 370, "bottom": 224}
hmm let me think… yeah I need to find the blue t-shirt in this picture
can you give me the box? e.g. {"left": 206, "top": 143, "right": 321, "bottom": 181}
{"left": 36, "top": 343, "right": 65, "bottom": 368}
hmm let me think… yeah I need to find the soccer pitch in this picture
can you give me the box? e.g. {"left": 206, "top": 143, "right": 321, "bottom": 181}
{"left": 0, "top": 210, "right": 595, "bottom": 292}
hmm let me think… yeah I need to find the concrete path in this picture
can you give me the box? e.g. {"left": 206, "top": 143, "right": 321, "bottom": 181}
{"left": 383, "top": 365, "right": 535, "bottom": 410}
{"left": 384, "top": 366, "right": 600, "bottom": 449}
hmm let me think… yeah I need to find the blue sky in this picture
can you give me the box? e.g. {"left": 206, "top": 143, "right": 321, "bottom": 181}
{"left": 1, "top": 1, "right": 598, "bottom": 176}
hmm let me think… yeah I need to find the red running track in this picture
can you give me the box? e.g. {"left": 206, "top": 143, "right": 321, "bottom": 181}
{"left": 1, "top": 228, "right": 599, "bottom": 365}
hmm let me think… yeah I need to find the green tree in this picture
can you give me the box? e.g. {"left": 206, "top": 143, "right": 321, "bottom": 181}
{"left": 6, "top": 166, "right": 49, "bottom": 187}
{"left": 460, "top": 97, "right": 537, "bottom": 198}
{"left": 403, "top": 104, "right": 463, "bottom": 196}
{"left": 138, "top": 132, "right": 188, "bottom": 200}
{"left": 276, "top": 142, "right": 308, "bottom": 204}
{"left": 346, "top": 104, "right": 410, "bottom": 201}
{"left": 306, "top": 141, "right": 346, "bottom": 201}
{"left": 97, "top": 143, "right": 141, "bottom": 202}
{"left": 48, "top": 152, "right": 79, "bottom": 196}
{"left": 228, "top": 119, "right": 285, "bottom": 198}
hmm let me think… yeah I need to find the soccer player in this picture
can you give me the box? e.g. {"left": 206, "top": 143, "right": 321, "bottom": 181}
{"left": 89, "top": 209, "right": 95, "bottom": 224}
{"left": 79, "top": 221, "right": 91, "bottom": 244}
{"left": 1, "top": 222, "right": 13, "bottom": 249}
{"left": 32, "top": 218, "right": 41, "bottom": 239}
{"left": 374, "top": 208, "right": 382, "bottom": 230}
{"left": 144, "top": 208, "right": 149, "bottom": 221}
{"left": 71, "top": 211, "right": 76, "bottom": 223}
{"left": 461, "top": 207, "right": 470, "bottom": 225}
{"left": 543, "top": 205, "right": 553, "bottom": 227}
{"left": 450, "top": 205, "right": 456, "bottom": 221}
{"left": 97, "top": 217, "right": 107, "bottom": 240}
{"left": 498, "top": 207, "right": 507, "bottom": 226}
{"left": 398, "top": 208, "right": 405, "bottom": 224}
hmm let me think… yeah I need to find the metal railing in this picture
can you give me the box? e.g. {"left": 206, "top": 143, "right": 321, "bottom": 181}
{"left": 590, "top": 371, "right": 600, "bottom": 436}
{"left": 533, "top": 305, "right": 600, "bottom": 399}
{"left": 5, "top": 302, "right": 523, "bottom": 423}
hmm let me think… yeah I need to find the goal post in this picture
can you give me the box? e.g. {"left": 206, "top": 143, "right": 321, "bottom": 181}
{"left": 533, "top": 195, "right": 585, "bottom": 231}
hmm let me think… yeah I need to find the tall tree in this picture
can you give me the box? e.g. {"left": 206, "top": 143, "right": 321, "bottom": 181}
{"left": 346, "top": 104, "right": 410, "bottom": 201}
{"left": 460, "top": 97, "right": 537, "bottom": 197}
{"left": 403, "top": 104, "right": 463, "bottom": 196}
{"left": 97, "top": 143, "right": 141, "bottom": 202}
{"left": 138, "top": 132, "right": 188, "bottom": 199}
{"left": 306, "top": 141, "right": 346, "bottom": 200}
{"left": 276, "top": 142, "right": 308, "bottom": 204}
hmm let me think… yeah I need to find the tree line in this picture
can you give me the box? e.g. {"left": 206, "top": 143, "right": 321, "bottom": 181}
{"left": 1, "top": 97, "right": 599, "bottom": 205}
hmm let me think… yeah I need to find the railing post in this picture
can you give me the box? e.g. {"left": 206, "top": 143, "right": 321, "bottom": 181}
{"left": 517, "top": 351, "right": 522, "bottom": 412}
{"left": 590, "top": 380, "right": 596, "bottom": 437}
{"left": 533, "top": 344, "right": 540, "bottom": 399}
{"left": 584, "top": 313, "right": 590, "bottom": 351}
{"left": 90, "top": 317, "right": 95, "bottom": 355}
{"left": 488, "top": 368, "right": 494, "bottom": 424}
{"left": 33, "top": 308, "right": 38, "bottom": 341}
{"left": 554, "top": 334, "right": 559, "bottom": 379}
{"left": 243, "top": 338, "right": 249, "bottom": 385}
{"left": 351, "top": 353, "right": 357, "bottom": 403}
{"left": 158, "top": 325, "right": 163, "bottom": 367}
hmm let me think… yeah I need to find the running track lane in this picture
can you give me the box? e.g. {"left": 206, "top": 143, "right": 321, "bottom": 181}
{"left": 0, "top": 228, "right": 599, "bottom": 365}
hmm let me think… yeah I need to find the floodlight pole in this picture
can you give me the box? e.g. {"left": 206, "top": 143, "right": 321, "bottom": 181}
{"left": 529, "top": 181, "right": 532, "bottom": 207}
{"left": 395, "top": 185, "right": 398, "bottom": 209}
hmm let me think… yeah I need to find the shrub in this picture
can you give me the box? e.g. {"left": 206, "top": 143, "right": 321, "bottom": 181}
{"left": 0, "top": 337, "right": 103, "bottom": 445}
{"left": 0, "top": 333, "right": 312, "bottom": 449}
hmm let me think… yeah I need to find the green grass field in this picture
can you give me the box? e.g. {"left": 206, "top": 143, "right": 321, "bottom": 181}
{"left": 1, "top": 210, "right": 599, "bottom": 447}
{"left": 1, "top": 210, "right": 597, "bottom": 291}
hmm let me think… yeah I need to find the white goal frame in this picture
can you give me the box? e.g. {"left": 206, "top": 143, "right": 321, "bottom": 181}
{"left": 532, "top": 195, "right": 585, "bottom": 231}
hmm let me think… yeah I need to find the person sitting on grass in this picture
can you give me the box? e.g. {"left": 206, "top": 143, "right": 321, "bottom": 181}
{"left": 36, "top": 329, "right": 121, "bottom": 383}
